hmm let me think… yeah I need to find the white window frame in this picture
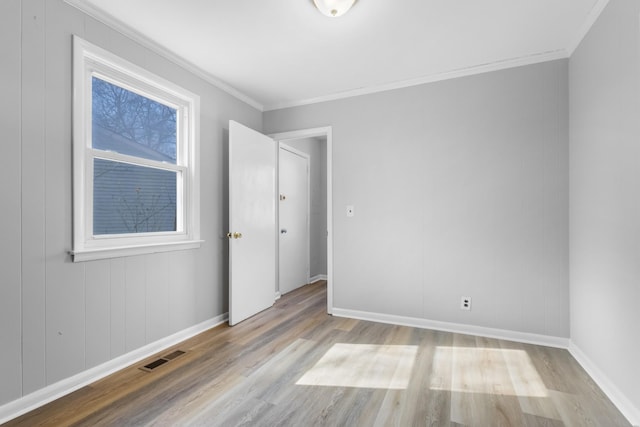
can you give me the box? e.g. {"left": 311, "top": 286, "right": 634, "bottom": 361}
{"left": 72, "top": 36, "right": 201, "bottom": 262}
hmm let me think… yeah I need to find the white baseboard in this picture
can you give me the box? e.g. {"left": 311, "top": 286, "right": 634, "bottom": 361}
{"left": 309, "top": 274, "right": 328, "bottom": 283}
{"left": 569, "top": 342, "right": 640, "bottom": 427}
{"left": 332, "top": 308, "right": 639, "bottom": 426}
{"left": 331, "top": 307, "right": 570, "bottom": 349}
{"left": 0, "top": 313, "right": 228, "bottom": 425}
{"left": 275, "top": 291, "right": 282, "bottom": 300}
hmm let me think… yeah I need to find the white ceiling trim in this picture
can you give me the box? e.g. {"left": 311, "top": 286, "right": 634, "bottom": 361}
{"left": 566, "top": 0, "right": 610, "bottom": 56}
{"left": 63, "top": 0, "right": 265, "bottom": 111}
{"left": 263, "top": 49, "right": 569, "bottom": 111}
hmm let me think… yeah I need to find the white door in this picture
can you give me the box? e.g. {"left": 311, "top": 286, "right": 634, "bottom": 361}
{"left": 228, "top": 121, "right": 276, "bottom": 326}
{"left": 278, "top": 146, "right": 309, "bottom": 295}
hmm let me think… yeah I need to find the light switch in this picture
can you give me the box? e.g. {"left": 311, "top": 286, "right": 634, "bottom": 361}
{"left": 346, "top": 205, "right": 355, "bottom": 217}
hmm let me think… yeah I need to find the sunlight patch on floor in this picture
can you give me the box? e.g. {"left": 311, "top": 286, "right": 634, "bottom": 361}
{"left": 430, "top": 347, "right": 548, "bottom": 397}
{"left": 296, "top": 343, "right": 418, "bottom": 389}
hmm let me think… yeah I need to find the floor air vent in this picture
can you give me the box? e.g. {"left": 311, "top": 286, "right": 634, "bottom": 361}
{"left": 164, "top": 350, "right": 186, "bottom": 360}
{"left": 140, "top": 350, "right": 186, "bottom": 372}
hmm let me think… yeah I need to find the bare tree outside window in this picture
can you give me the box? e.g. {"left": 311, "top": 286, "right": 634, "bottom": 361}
{"left": 92, "top": 77, "right": 177, "bottom": 161}
{"left": 92, "top": 77, "right": 178, "bottom": 235}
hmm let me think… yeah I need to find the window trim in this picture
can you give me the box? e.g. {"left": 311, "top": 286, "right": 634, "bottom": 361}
{"left": 72, "top": 36, "right": 201, "bottom": 262}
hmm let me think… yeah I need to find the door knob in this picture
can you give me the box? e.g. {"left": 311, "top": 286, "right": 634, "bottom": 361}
{"left": 227, "top": 232, "right": 243, "bottom": 239}
{"left": 280, "top": 229, "right": 287, "bottom": 234}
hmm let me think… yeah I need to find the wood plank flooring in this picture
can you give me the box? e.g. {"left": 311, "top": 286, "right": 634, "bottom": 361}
{"left": 5, "top": 281, "right": 630, "bottom": 426}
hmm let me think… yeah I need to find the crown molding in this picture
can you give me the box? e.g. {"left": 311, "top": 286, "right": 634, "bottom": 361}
{"left": 264, "top": 49, "right": 568, "bottom": 111}
{"left": 63, "top": 0, "right": 264, "bottom": 112}
{"left": 566, "top": 0, "right": 610, "bottom": 56}
{"left": 64, "top": 0, "right": 608, "bottom": 114}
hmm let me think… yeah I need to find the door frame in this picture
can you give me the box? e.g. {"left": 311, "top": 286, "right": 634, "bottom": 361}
{"left": 269, "top": 127, "right": 333, "bottom": 314}
{"left": 278, "top": 143, "right": 311, "bottom": 294}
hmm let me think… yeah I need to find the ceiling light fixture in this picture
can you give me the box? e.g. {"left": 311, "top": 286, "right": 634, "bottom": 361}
{"left": 312, "top": 0, "right": 357, "bottom": 17}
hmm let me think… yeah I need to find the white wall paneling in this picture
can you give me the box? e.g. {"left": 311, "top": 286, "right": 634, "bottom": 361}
{"left": 44, "top": 0, "right": 86, "bottom": 386}
{"left": 0, "top": 0, "right": 261, "bottom": 413}
{"left": 85, "top": 261, "right": 111, "bottom": 369}
{"left": 145, "top": 253, "right": 170, "bottom": 343}
{"left": 167, "top": 250, "right": 198, "bottom": 333}
{"left": 124, "top": 256, "right": 146, "bottom": 352}
{"left": 0, "top": 0, "right": 24, "bottom": 405}
{"left": 109, "top": 258, "right": 127, "bottom": 359}
{"left": 20, "top": 0, "right": 47, "bottom": 396}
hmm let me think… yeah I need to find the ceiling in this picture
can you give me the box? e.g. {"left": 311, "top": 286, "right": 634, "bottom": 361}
{"left": 68, "top": 0, "right": 606, "bottom": 111}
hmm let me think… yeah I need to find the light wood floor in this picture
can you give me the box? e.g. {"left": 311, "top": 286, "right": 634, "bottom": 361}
{"left": 5, "top": 281, "right": 630, "bottom": 426}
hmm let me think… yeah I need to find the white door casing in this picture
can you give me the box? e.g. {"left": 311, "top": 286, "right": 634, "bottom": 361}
{"left": 270, "top": 127, "right": 333, "bottom": 314}
{"left": 228, "top": 121, "right": 276, "bottom": 326}
{"left": 278, "top": 145, "right": 310, "bottom": 295}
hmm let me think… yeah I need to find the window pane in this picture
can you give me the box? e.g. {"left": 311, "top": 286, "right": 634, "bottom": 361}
{"left": 94, "top": 159, "right": 177, "bottom": 235}
{"left": 92, "top": 76, "right": 177, "bottom": 163}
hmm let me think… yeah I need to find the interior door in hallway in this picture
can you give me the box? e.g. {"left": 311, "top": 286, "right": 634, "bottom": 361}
{"left": 278, "top": 145, "right": 309, "bottom": 295}
{"left": 228, "top": 120, "right": 276, "bottom": 326}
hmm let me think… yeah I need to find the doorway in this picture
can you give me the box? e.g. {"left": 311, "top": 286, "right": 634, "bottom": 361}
{"left": 278, "top": 144, "right": 310, "bottom": 295}
{"left": 271, "top": 127, "right": 333, "bottom": 314}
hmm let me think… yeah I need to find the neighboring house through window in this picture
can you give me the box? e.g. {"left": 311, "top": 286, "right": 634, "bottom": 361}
{"left": 72, "top": 36, "right": 201, "bottom": 261}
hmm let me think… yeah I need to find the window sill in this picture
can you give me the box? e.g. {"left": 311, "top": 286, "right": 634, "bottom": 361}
{"left": 70, "top": 240, "right": 204, "bottom": 262}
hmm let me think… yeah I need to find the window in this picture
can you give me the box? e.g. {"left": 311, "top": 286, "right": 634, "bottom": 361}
{"left": 72, "top": 36, "right": 201, "bottom": 261}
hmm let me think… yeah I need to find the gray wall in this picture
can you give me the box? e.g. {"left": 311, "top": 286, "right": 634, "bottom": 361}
{"left": 266, "top": 60, "right": 570, "bottom": 338}
{"left": 0, "top": 0, "right": 23, "bottom": 406}
{"left": 283, "top": 137, "right": 328, "bottom": 279}
{"left": 0, "top": 0, "right": 261, "bottom": 406}
{"left": 569, "top": 0, "right": 640, "bottom": 411}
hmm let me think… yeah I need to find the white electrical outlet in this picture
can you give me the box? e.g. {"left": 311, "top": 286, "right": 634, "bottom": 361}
{"left": 461, "top": 296, "right": 472, "bottom": 311}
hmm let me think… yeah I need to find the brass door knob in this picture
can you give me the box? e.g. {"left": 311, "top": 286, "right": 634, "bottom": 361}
{"left": 227, "top": 232, "right": 243, "bottom": 239}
